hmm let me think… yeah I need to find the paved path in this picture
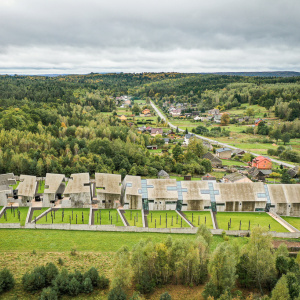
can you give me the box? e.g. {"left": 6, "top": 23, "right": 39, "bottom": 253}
{"left": 267, "top": 212, "right": 298, "bottom": 233}
{"left": 150, "top": 101, "right": 295, "bottom": 168}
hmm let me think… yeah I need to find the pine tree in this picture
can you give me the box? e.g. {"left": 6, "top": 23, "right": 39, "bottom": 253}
{"left": 271, "top": 275, "right": 290, "bottom": 300}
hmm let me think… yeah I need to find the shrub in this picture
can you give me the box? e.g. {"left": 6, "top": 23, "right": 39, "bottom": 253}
{"left": 39, "top": 287, "right": 58, "bottom": 300}
{"left": 202, "top": 280, "right": 220, "bottom": 299}
{"left": 52, "top": 269, "right": 69, "bottom": 295}
{"left": 83, "top": 277, "right": 93, "bottom": 294}
{"left": 58, "top": 258, "right": 64, "bottom": 266}
{"left": 136, "top": 271, "right": 156, "bottom": 294}
{"left": 84, "top": 267, "right": 100, "bottom": 287}
{"left": 70, "top": 248, "right": 77, "bottom": 256}
{"left": 0, "top": 268, "right": 15, "bottom": 294}
{"left": 68, "top": 277, "right": 81, "bottom": 296}
{"left": 22, "top": 272, "right": 46, "bottom": 292}
{"left": 98, "top": 275, "right": 110, "bottom": 289}
{"left": 197, "top": 224, "right": 212, "bottom": 246}
{"left": 45, "top": 263, "right": 59, "bottom": 286}
{"left": 160, "top": 292, "right": 172, "bottom": 300}
{"left": 108, "top": 286, "right": 127, "bottom": 300}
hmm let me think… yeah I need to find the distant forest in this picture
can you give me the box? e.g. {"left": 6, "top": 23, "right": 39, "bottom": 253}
{"left": 0, "top": 73, "right": 299, "bottom": 176}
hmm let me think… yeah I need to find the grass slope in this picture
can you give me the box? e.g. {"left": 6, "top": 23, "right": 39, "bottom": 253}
{"left": 0, "top": 207, "right": 29, "bottom": 226}
{"left": 147, "top": 210, "right": 190, "bottom": 228}
{"left": 37, "top": 208, "right": 90, "bottom": 225}
{"left": 281, "top": 216, "right": 300, "bottom": 230}
{"left": 123, "top": 210, "right": 143, "bottom": 227}
{"left": 216, "top": 212, "right": 288, "bottom": 232}
{"left": 31, "top": 208, "right": 49, "bottom": 222}
{"left": 183, "top": 211, "right": 213, "bottom": 229}
{"left": 93, "top": 209, "right": 124, "bottom": 226}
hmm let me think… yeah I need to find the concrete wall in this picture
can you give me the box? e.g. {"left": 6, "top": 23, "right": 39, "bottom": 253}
{"left": 97, "top": 193, "right": 121, "bottom": 209}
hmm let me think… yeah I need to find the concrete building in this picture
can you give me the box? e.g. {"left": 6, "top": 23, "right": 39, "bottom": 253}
{"left": 17, "top": 175, "right": 37, "bottom": 206}
{"left": 0, "top": 173, "right": 16, "bottom": 206}
{"left": 43, "top": 173, "right": 65, "bottom": 206}
{"left": 121, "top": 175, "right": 142, "bottom": 210}
{"left": 63, "top": 173, "right": 91, "bottom": 207}
{"left": 95, "top": 173, "right": 122, "bottom": 209}
{"left": 216, "top": 148, "right": 232, "bottom": 159}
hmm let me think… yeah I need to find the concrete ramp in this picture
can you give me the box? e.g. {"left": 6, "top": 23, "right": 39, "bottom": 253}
{"left": 267, "top": 212, "right": 299, "bottom": 233}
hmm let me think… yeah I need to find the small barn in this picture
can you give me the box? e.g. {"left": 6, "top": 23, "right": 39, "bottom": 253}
{"left": 203, "top": 152, "right": 222, "bottom": 167}
{"left": 216, "top": 148, "right": 232, "bottom": 159}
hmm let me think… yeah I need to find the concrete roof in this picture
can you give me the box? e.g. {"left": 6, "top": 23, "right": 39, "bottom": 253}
{"left": 0, "top": 173, "right": 15, "bottom": 191}
{"left": 124, "top": 175, "right": 142, "bottom": 196}
{"left": 146, "top": 179, "right": 178, "bottom": 200}
{"left": 95, "top": 173, "right": 121, "bottom": 194}
{"left": 269, "top": 184, "right": 300, "bottom": 204}
{"left": 216, "top": 182, "right": 266, "bottom": 203}
{"left": 224, "top": 172, "right": 252, "bottom": 183}
{"left": 64, "top": 173, "right": 90, "bottom": 195}
{"left": 44, "top": 173, "right": 65, "bottom": 194}
{"left": 180, "top": 181, "right": 208, "bottom": 201}
{"left": 18, "top": 175, "right": 37, "bottom": 197}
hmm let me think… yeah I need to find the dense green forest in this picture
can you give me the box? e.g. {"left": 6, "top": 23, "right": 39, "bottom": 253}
{"left": 0, "top": 73, "right": 299, "bottom": 176}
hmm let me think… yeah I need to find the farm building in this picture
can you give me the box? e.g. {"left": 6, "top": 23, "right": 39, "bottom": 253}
{"left": 215, "top": 182, "right": 267, "bottom": 212}
{"left": 121, "top": 175, "right": 142, "bottom": 210}
{"left": 252, "top": 156, "right": 272, "bottom": 170}
{"left": 17, "top": 175, "right": 37, "bottom": 206}
{"left": 0, "top": 173, "right": 16, "bottom": 206}
{"left": 216, "top": 148, "right": 232, "bottom": 159}
{"left": 43, "top": 173, "right": 65, "bottom": 206}
{"left": 63, "top": 173, "right": 91, "bottom": 207}
{"left": 268, "top": 184, "right": 300, "bottom": 216}
{"left": 203, "top": 152, "right": 222, "bottom": 167}
{"left": 223, "top": 172, "right": 252, "bottom": 183}
{"left": 95, "top": 173, "right": 122, "bottom": 209}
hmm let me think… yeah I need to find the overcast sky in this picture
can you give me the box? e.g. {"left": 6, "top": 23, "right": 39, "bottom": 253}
{"left": 1, "top": 0, "right": 300, "bottom": 74}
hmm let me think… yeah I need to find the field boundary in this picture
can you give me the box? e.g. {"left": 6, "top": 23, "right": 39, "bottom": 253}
{"left": 30, "top": 207, "right": 51, "bottom": 224}
{"left": 118, "top": 209, "right": 127, "bottom": 226}
{"left": 25, "top": 206, "right": 32, "bottom": 224}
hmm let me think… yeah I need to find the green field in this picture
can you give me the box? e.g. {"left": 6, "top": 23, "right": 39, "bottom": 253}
{"left": 216, "top": 212, "right": 288, "bottom": 232}
{"left": 221, "top": 159, "right": 247, "bottom": 167}
{"left": 31, "top": 207, "right": 49, "bottom": 222}
{"left": 147, "top": 210, "right": 190, "bottom": 228}
{"left": 0, "top": 207, "right": 29, "bottom": 226}
{"left": 93, "top": 209, "right": 124, "bottom": 226}
{"left": 37, "top": 208, "right": 90, "bottom": 225}
{"left": 123, "top": 210, "right": 143, "bottom": 227}
{"left": 281, "top": 216, "right": 300, "bottom": 230}
{"left": 183, "top": 211, "right": 214, "bottom": 229}
{"left": 37, "top": 180, "right": 45, "bottom": 193}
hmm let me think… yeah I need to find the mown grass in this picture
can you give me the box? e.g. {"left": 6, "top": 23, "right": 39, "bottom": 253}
{"left": 37, "top": 208, "right": 90, "bottom": 225}
{"left": 0, "top": 207, "right": 29, "bottom": 226}
{"left": 281, "top": 216, "right": 300, "bottom": 230}
{"left": 31, "top": 207, "right": 49, "bottom": 222}
{"left": 123, "top": 210, "right": 143, "bottom": 227}
{"left": 147, "top": 210, "right": 190, "bottom": 228}
{"left": 93, "top": 209, "right": 124, "bottom": 226}
{"left": 216, "top": 212, "right": 288, "bottom": 232}
{"left": 183, "top": 211, "right": 213, "bottom": 229}
{"left": 37, "top": 180, "right": 45, "bottom": 193}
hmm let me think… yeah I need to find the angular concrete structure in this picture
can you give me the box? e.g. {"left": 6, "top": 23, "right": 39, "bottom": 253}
{"left": 121, "top": 175, "right": 142, "bottom": 210}
{"left": 0, "top": 173, "right": 16, "bottom": 206}
{"left": 17, "top": 175, "right": 37, "bottom": 206}
{"left": 43, "top": 173, "right": 65, "bottom": 206}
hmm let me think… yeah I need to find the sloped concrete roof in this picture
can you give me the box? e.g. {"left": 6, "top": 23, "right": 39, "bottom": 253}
{"left": 95, "top": 173, "right": 121, "bottom": 194}
{"left": 269, "top": 184, "right": 300, "bottom": 204}
{"left": 124, "top": 175, "right": 142, "bottom": 196}
{"left": 18, "top": 175, "right": 37, "bottom": 197}
{"left": 180, "top": 181, "right": 209, "bottom": 201}
{"left": 147, "top": 179, "right": 178, "bottom": 200}
{"left": 64, "top": 173, "right": 90, "bottom": 194}
{"left": 44, "top": 173, "right": 65, "bottom": 194}
{"left": 0, "top": 173, "right": 15, "bottom": 191}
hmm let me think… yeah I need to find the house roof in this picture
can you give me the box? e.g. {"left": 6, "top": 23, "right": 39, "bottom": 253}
{"left": 0, "top": 173, "right": 15, "bottom": 191}
{"left": 44, "top": 173, "right": 65, "bottom": 194}
{"left": 64, "top": 173, "right": 90, "bottom": 195}
{"left": 185, "top": 133, "right": 195, "bottom": 139}
{"left": 288, "top": 166, "right": 299, "bottom": 178}
{"left": 95, "top": 173, "right": 121, "bottom": 194}
{"left": 252, "top": 156, "right": 272, "bottom": 162}
{"left": 124, "top": 175, "right": 142, "bottom": 196}
{"left": 18, "top": 175, "right": 36, "bottom": 198}
{"left": 151, "top": 128, "right": 163, "bottom": 134}
{"left": 216, "top": 147, "right": 232, "bottom": 153}
{"left": 203, "top": 152, "right": 222, "bottom": 163}
{"left": 232, "top": 149, "right": 245, "bottom": 155}
{"left": 224, "top": 172, "right": 252, "bottom": 183}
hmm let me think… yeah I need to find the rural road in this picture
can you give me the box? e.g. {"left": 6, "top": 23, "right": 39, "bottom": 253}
{"left": 150, "top": 101, "right": 295, "bottom": 168}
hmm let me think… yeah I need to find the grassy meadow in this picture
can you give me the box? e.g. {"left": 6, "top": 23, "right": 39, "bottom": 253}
{"left": 123, "top": 209, "right": 143, "bottom": 227}
{"left": 183, "top": 211, "right": 213, "bottom": 229}
{"left": 0, "top": 207, "right": 29, "bottom": 226}
{"left": 147, "top": 210, "right": 190, "bottom": 228}
{"left": 31, "top": 207, "right": 49, "bottom": 222}
{"left": 93, "top": 209, "right": 124, "bottom": 226}
{"left": 281, "top": 216, "right": 300, "bottom": 230}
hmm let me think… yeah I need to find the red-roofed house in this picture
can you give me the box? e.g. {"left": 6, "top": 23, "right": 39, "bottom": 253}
{"left": 252, "top": 156, "right": 272, "bottom": 170}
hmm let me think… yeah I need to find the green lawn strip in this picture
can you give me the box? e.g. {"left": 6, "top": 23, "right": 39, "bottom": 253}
{"left": 169, "top": 176, "right": 202, "bottom": 181}
{"left": 123, "top": 210, "right": 143, "bottom": 227}
{"left": 93, "top": 209, "right": 124, "bottom": 226}
{"left": 31, "top": 208, "right": 50, "bottom": 222}
{"left": 221, "top": 160, "right": 247, "bottom": 167}
{"left": 37, "top": 208, "right": 90, "bottom": 225}
{"left": 147, "top": 210, "right": 190, "bottom": 228}
{"left": 0, "top": 207, "right": 29, "bottom": 226}
{"left": 216, "top": 212, "right": 288, "bottom": 232}
{"left": 37, "top": 180, "right": 45, "bottom": 193}
{"left": 183, "top": 211, "right": 213, "bottom": 229}
{"left": 0, "top": 229, "right": 248, "bottom": 252}
{"left": 9, "top": 180, "right": 20, "bottom": 190}
{"left": 281, "top": 216, "right": 300, "bottom": 230}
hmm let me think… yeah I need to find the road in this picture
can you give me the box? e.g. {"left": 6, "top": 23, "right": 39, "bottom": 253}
{"left": 150, "top": 100, "right": 295, "bottom": 168}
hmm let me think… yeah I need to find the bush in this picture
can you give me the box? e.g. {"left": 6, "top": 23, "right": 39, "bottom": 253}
{"left": 98, "top": 275, "right": 110, "bottom": 289}
{"left": 22, "top": 271, "right": 46, "bottom": 292}
{"left": 0, "top": 268, "right": 15, "bottom": 294}
{"left": 202, "top": 280, "right": 221, "bottom": 299}
{"left": 83, "top": 277, "right": 93, "bottom": 294}
{"left": 39, "top": 287, "right": 58, "bottom": 300}
{"left": 84, "top": 267, "right": 100, "bottom": 287}
{"left": 136, "top": 271, "right": 156, "bottom": 294}
{"left": 70, "top": 248, "right": 77, "bottom": 256}
{"left": 58, "top": 258, "right": 64, "bottom": 266}
{"left": 108, "top": 286, "right": 127, "bottom": 300}
{"left": 160, "top": 292, "right": 172, "bottom": 300}
{"left": 52, "top": 269, "right": 69, "bottom": 295}
{"left": 45, "top": 263, "right": 59, "bottom": 286}
{"left": 68, "top": 277, "right": 81, "bottom": 296}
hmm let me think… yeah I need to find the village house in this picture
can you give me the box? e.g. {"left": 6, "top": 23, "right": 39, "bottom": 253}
{"left": 216, "top": 148, "right": 232, "bottom": 159}
{"left": 170, "top": 109, "right": 182, "bottom": 117}
{"left": 232, "top": 149, "right": 246, "bottom": 157}
{"left": 223, "top": 172, "right": 252, "bottom": 183}
{"left": 150, "top": 128, "right": 163, "bottom": 136}
{"left": 183, "top": 133, "right": 195, "bottom": 145}
{"left": 207, "top": 108, "right": 220, "bottom": 116}
{"left": 255, "top": 118, "right": 263, "bottom": 126}
{"left": 252, "top": 156, "right": 272, "bottom": 170}
{"left": 203, "top": 152, "right": 222, "bottom": 167}
{"left": 214, "top": 114, "right": 222, "bottom": 123}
